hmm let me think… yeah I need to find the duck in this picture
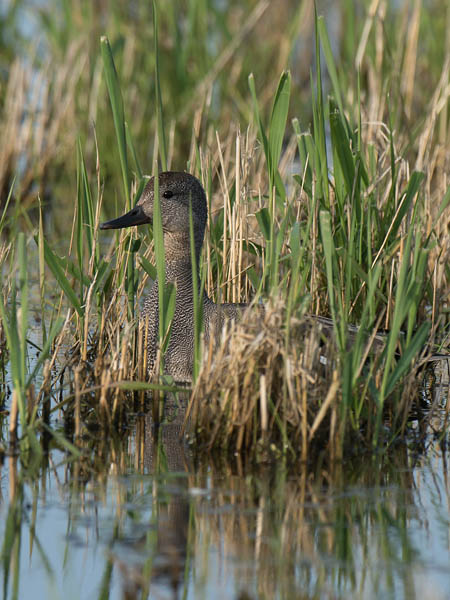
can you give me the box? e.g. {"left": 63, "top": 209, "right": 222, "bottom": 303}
{"left": 100, "top": 171, "right": 248, "bottom": 383}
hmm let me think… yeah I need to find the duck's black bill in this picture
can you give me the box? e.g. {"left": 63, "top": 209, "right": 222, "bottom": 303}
{"left": 99, "top": 205, "right": 150, "bottom": 230}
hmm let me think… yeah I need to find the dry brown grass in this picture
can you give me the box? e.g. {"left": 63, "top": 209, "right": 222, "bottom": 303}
{"left": 0, "top": 41, "right": 89, "bottom": 208}
{"left": 187, "top": 300, "right": 383, "bottom": 461}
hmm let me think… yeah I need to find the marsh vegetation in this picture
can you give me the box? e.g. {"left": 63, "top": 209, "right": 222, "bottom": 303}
{"left": 0, "top": 0, "right": 449, "bottom": 598}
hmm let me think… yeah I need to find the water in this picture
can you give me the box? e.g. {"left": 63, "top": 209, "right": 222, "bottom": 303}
{"left": 1, "top": 408, "right": 449, "bottom": 600}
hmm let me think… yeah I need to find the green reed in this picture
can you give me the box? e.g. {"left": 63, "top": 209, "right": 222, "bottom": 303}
{"left": 290, "top": 20, "right": 435, "bottom": 440}
{"left": 152, "top": 163, "right": 176, "bottom": 377}
{"left": 189, "top": 201, "right": 205, "bottom": 382}
{"left": 100, "top": 35, "right": 136, "bottom": 320}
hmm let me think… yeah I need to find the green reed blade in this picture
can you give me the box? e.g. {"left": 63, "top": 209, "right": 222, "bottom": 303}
{"left": 289, "top": 222, "right": 301, "bottom": 270}
{"left": 162, "top": 283, "right": 176, "bottom": 352}
{"left": 135, "top": 175, "right": 151, "bottom": 205}
{"left": 384, "top": 322, "right": 430, "bottom": 398}
{"left": 246, "top": 266, "right": 260, "bottom": 291}
{"left": 2, "top": 494, "right": 21, "bottom": 598}
{"left": 0, "top": 283, "right": 21, "bottom": 393}
{"left": 153, "top": 0, "right": 167, "bottom": 171}
{"left": 92, "top": 259, "right": 113, "bottom": 297}
{"left": 190, "top": 200, "right": 204, "bottom": 381}
{"left": 404, "top": 235, "right": 428, "bottom": 343}
{"left": 271, "top": 216, "right": 289, "bottom": 292}
{"left": 350, "top": 262, "right": 382, "bottom": 382}
{"left": 0, "top": 235, "right": 34, "bottom": 434}
{"left": 101, "top": 35, "right": 135, "bottom": 318}
{"left": 389, "top": 172, "right": 425, "bottom": 244}
{"left": 268, "top": 70, "right": 291, "bottom": 194}
{"left": 140, "top": 256, "right": 157, "bottom": 280}
{"left": 100, "top": 36, "right": 130, "bottom": 207}
{"left": 318, "top": 16, "right": 346, "bottom": 129}
{"left": 320, "top": 210, "right": 345, "bottom": 350}
{"left": 255, "top": 207, "right": 271, "bottom": 241}
{"left": 152, "top": 165, "right": 175, "bottom": 364}
{"left": 312, "top": 10, "right": 329, "bottom": 204}
{"left": 293, "top": 120, "right": 313, "bottom": 199}
{"left": 342, "top": 349, "right": 352, "bottom": 414}
{"left": 248, "top": 73, "right": 269, "bottom": 172}
{"left": 38, "top": 237, "right": 83, "bottom": 316}
{"left": 378, "top": 220, "right": 417, "bottom": 406}
{"left": 285, "top": 222, "right": 302, "bottom": 342}
{"left": 153, "top": 167, "right": 164, "bottom": 346}
{"left": 18, "top": 233, "right": 28, "bottom": 392}
{"left": 0, "top": 176, "right": 15, "bottom": 235}
{"left": 38, "top": 198, "right": 47, "bottom": 344}
{"left": 77, "top": 139, "right": 96, "bottom": 264}
{"left": 329, "top": 101, "right": 356, "bottom": 201}
{"left": 249, "top": 71, "right": 290, "bottom": 201}
{"left": 75, "top": 142, "right": 85, "bottom": 296}
{"left": 286, "top": 212, "right": 314, "bottom": 331}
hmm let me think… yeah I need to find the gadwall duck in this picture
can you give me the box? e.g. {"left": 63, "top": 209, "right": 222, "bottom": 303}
{"left": 100, "top": 171, "right": 247, "bottom": 382}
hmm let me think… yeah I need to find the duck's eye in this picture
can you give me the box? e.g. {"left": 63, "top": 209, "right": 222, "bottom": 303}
{"left": 162, "top": 190, "right": 174, "bottom": 199}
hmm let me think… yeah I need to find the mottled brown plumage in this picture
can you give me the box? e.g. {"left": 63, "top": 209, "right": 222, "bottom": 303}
{"left": 100, "top": 171, "right": 246, "bottom": 382}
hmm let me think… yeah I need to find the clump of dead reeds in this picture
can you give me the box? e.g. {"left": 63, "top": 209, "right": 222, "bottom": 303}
{"left": 186, "top": 296, "right": 417, "bottom": 462}
{"left": 187, "top": 300, "right": 339, "bottom": 460}
{"left": 190, "top": 301, "right": 439, "bottom": 462}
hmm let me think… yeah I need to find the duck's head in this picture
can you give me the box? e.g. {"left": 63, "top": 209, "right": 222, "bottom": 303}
{"left": 100, "top": 171, "right": 207, "bottom": 255}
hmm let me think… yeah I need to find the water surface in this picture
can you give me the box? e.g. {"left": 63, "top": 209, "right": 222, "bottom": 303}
{"left": 1, "top": 402, "right": 449, "bottom": 600}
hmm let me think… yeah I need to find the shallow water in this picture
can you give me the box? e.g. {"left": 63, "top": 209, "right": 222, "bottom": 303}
{"left": 1, "top": 402, "right": 450, "bottom": 600}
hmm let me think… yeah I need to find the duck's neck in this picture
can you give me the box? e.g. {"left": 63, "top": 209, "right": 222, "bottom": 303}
{"left": 163, "top": 231, "right": 202, "bottom": 263}
{"left": 162, "top": 232, "right": 202, "bottom": 293}
{"left": 164, "top": 258, "right": 198, "bottom": 286}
